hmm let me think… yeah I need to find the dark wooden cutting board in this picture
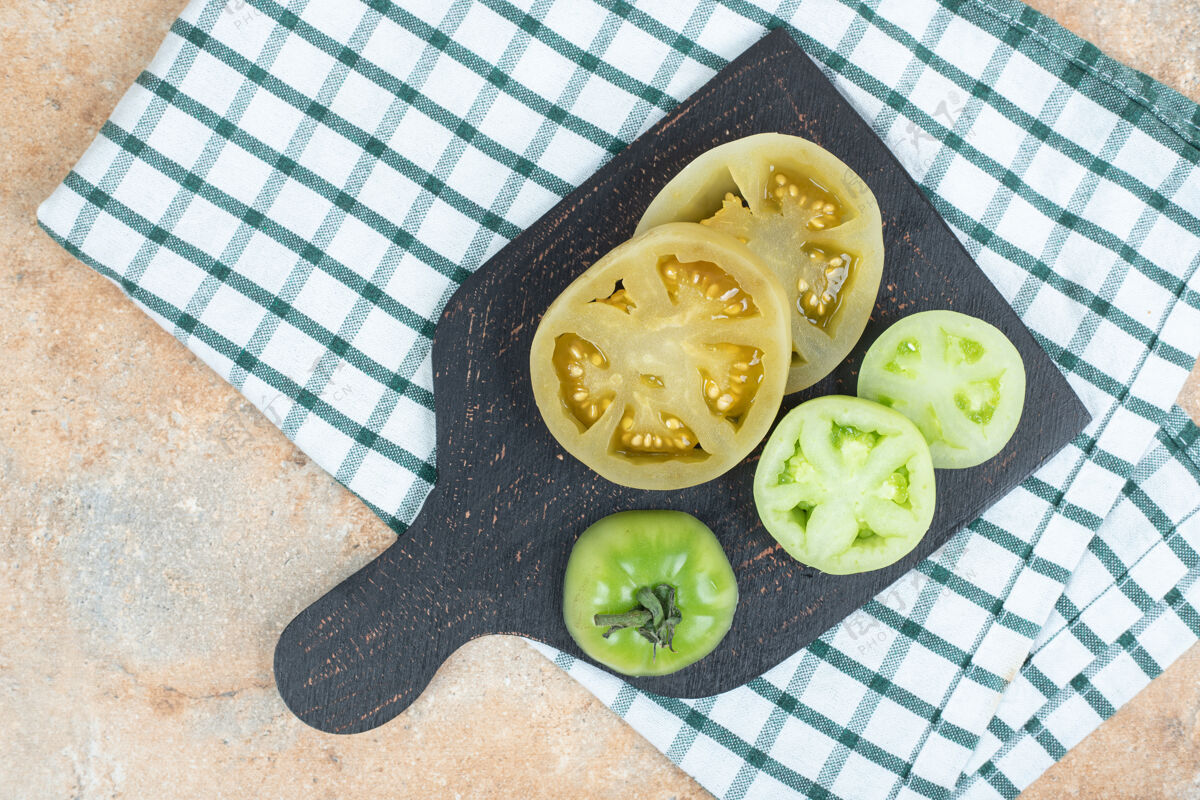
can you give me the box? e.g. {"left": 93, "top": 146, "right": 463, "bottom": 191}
{"left": 274, "top": 28, "right": 1089, "bottom": 734}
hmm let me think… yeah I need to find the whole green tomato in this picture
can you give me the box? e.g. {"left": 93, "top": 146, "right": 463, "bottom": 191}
{"left": 562, "top": 510, "right": 738, "bottom": 676}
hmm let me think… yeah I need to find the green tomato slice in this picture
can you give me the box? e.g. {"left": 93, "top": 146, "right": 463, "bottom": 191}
{"left": 753, "top": 396, "right": 936, "bottom": 575}
{"left": 562, "top": 510, "right": 738, "bottom": 676}
{"left": 857, "top": 310, "right": 1027, "bottom": 469}
{"left": 530, "top": 223, "right": 791, "bottom": 490}
{"left": 635, "top": 133, "right": 885, "bottom": 394}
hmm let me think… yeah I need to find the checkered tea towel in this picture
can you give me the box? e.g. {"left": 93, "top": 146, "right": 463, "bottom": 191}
{"left": 38, "top": 0, "right": 1200, "bottom": 797}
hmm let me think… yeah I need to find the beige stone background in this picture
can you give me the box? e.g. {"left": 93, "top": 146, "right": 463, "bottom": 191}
{"left": 0, "top": 1, "right": 1197, "bottom": 797}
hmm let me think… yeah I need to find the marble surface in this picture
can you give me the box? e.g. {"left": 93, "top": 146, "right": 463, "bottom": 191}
{"left": 0, "top": 1, "right": 1196, "bottom": 798}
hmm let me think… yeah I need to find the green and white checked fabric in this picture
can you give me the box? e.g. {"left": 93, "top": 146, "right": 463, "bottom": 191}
{"left": 956, "top": 407, "right": 1200, "bottom": 798}
{"left": 36, "top": 0, "right": 1200, "bottom": 797}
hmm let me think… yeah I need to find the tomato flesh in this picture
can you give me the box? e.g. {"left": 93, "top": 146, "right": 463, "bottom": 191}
{"left": 701, "top": 181, "right": 854, "bottom": 330}
{"left": 857, "top": 310, "right": 1026, "bottom": 469}
{"left": 531, "top": 223, "right": 791, "bottom": 489}
{"left": 753, "top": 396, "right": 936, "bottom": 574}
{"left": 562, "top": 510, "right": 738, "bottom": 676}
{"left": 636, "top": 134, "right": 885, "bottom": 393}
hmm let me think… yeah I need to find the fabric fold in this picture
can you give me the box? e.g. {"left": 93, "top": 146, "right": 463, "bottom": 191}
{"left": 958, "top": 409, "right": 1200, "bottom": 797}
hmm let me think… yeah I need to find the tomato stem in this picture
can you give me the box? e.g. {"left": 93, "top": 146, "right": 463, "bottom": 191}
{"left": 594, "top": 584, "right": 681, "bottom": 659}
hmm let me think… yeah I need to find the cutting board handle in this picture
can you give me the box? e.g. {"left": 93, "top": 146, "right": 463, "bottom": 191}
{"left": 273, "top": 500, "right": 494, "bottom": 734}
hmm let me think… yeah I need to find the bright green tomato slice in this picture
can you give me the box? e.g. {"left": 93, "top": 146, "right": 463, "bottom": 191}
{"left": 858, "top": 310, "right": 1027, "bottom": 469}
{"left": 563, "top": 510, "right": 738, "bottom": 676}
{"left": 753, "top": 396, "right": 936, "bottom": 574}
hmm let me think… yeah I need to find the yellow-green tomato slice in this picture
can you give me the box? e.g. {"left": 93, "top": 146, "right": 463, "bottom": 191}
{"left": 753, "top": 396, "right": 936, "bottom": 575}
{"left": 563, "top": 510, "right": 738, "bottom": 676}
{"left": 530, "top": 222, "right": 791, "bottom": 490}
{"left": 636, "top": 133, "right": 885, "bottom": 394}
{"left": 858, "top": 310, "right": 1027, "bottom": 469}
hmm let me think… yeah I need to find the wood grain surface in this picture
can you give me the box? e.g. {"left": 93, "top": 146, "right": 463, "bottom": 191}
{"left": 273, "top": 29, "right": 1089, "bottom": 734}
